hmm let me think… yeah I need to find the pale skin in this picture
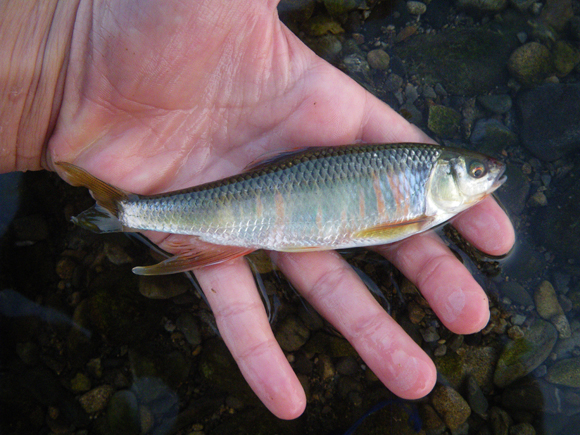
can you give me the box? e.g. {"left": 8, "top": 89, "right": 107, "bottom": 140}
{"left": 1, "top": 0, "right": 514, "bottom": 419}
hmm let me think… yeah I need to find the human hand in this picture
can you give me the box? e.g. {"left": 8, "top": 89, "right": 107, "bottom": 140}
{"left": 42, "top": 0, "right": 514, "bottom": 419}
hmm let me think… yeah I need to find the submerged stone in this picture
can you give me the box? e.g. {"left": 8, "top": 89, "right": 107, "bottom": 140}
{"left": 494, "top": 319, "right": 557, "bottom": 388}
{"left": 395, "top": 28, "right": 515, "bottom": 96}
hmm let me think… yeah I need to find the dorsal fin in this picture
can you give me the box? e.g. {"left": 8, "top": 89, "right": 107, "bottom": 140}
{"left": 242, "top": 147, "right": 325, "bottom": 172}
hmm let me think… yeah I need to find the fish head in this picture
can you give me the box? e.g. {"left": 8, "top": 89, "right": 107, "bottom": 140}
{"left": 427, "top": 148, "right": 506, "bottom": 214}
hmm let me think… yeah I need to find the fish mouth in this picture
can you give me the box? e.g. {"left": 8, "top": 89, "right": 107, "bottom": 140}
{"left": 491, "top": 164, "right": 507, "bottom": 190}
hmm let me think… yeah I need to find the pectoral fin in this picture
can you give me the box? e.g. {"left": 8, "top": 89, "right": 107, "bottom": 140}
{"left": 133, "top": 243, "right": 255, "bottom": 275}
{"left": 352, "top": 217, "right": 434, "bottom": 241}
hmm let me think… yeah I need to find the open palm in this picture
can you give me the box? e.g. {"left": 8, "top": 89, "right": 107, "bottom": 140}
{"left": 48, "top": 0, "right": 514, "bottom": 419}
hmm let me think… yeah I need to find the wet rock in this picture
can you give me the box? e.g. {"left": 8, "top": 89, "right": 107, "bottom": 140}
{"left": 494, "top": 319, "right": 558, "bottom": 388}
{"left": 107, "top": 390, "right": 140, "bottom": 435}
{"left": 138, "top": 274, "right": 189, "bottom": 299}
{"left": 431, "top": 385, "right": 471, "bottom": 431}
{"left": 420, "top": 325, "right": 440, "bottom": 343}
{"left": 275, "top": 315, "right": 310, "bottom": 352}
{"left": 308, "top": 34, "right": 343, "bottom": 63}
{"left": 71, "top": 373, "right": 91, "bottom": 393}
{"left": 303, "top": 15, "right": 343, "bottom": 36}
{"left": 278, "top": 0, "right": 316, "bottom": 22}
{"left": 553, "top": 41, "right": 580, "bottom": 77}
{"left": 303, "top": 331, "right": 358, "bottom": 358}
{"left": 336, "top": 356, "right": 359, "bottom": 376}
{"left": 507, "top": 42, "right": 552, "bottom": 87}
{"left": 545, "top": 357, "right": 580, "bottom": 387}
{"left": 477, "top": 94, "right": 512, "bottom": 114}
{"left": 176, "top": 312, "right": 201, "bottom": 346}
{"left": 436, "top": 346, "right": 498, "bottom": 390}
{"left": 495, "top": 165, "right": 530, "bottom": 216}
{"left": 199, "top": 339, "right": 258, "bottom": 403}
{"left": 539, "top": 0, "right": 573, "bottom": 32}
{"left": 509, "top": 422, "right": 536, "bottom": 435}
{"left": 534, "top": 280, "right": 571, "bottom": 338}
{"left": 467, "top": 375, "right": 489, "bottom": 417}
{"left": 395, "top": 28, "right": 515, "bottom": 96}
{"left": 323, "top": 0, "right": 362, "bottom": 16}
{"left": 427, "top": 105, "right": 462, "bottom": 138}
{"left": 518, "top": 83, "right": 580, "bottom": 161}
{"left": 499, "top": 281, "right": 534, "bottom": 307}
{"left": 407, "top": 1, "right": 427, "bottom": 15}
{"left": 79, "top": 385, "right": 115, "bottom": 414}
{"left": 527, "top": 191, "right": 547, "bottom": 207}
{"left": 56, "top": 256, "right": 77, "bottom": 280}
{"left": 490, "top": 406, "right": 512, "bottom": 435}
{"left": 419, "top": 404, "right": 446, "bottom": 434}
{"left": 470, "top": 118, "right": 518, "bottom": 152}
{"left": 456, "top": 0, "right": 508, "bottom": 12}
{"left": 510, "top": 0, "right": 535, "bottom": 11}
{"left": 367, "top": 49, "right": 390, "bottom": 70}
{"left": 341, "top": 53, "right": 372, "bottom": 87}
{"left": 501, "top": 378, "right": 562, "bottom": 413}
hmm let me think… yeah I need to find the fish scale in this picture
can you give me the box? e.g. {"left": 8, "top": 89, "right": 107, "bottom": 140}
{"left": 118, "top": 144, "right": 442, "bottom": 249}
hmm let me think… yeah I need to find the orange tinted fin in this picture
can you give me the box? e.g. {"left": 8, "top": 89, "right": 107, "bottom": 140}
{"left": 132, "top": 245, "right": 255, "bottom": 275}
{"left": 277, "top": 245, "right": 334, "bottom": 253}
{"left": 55, "top": 162, "right": 137, "bottom": 215}
{"left": 55, "top": 162, "right": 139, "bottom": 233}
{"left": 352, "top": 217, "right": 434, "bottom": 240}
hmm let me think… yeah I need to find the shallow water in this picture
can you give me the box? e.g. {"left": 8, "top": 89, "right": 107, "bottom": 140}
{"left": 2, "top": 1, "right": 580, "bottom": 434}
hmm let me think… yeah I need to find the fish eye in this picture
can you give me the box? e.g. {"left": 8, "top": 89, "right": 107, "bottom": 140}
{"left": 469, "top": 161, "right": 487, "bottom": 178}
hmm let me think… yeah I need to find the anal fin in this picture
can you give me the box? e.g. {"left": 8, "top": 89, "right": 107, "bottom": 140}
{"left": 133, "top": 241, "right": 255, "bottom": 275}
{"left": 352, "top": 217, "right": 434, "bottom": 241}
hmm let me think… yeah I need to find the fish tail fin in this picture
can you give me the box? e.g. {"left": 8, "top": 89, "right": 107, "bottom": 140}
{"left": 56, "top": 162, "right": 136, "bottom": 233}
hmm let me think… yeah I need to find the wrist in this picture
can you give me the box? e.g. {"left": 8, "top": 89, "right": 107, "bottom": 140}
{"left": 0, "top": 0, "right": 80, "bottom": 173}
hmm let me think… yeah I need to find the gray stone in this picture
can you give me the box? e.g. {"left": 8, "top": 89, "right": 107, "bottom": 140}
{"left": 457, "top": 0, "right": 508, "bottom": 12}
{"left": 507, "top": 42, "right": 552, "bottom": 87}
{"left": 470, "top": 118, "right": 518, "bottom": 152}
{"left": 394, "top": 28, "right": 515, "bottom": 96}
{"left": 427, "top": 105, "right": 461, "bottom": 138}
{"left": 545, "top": 357, "right": 580, "bottom": 387}
{"left": 176, "top": 312, "right": 201, "bottom": 346}
{"left": 495, "top": 165, "right": 530, "bottom": 217}
{"left": 367, "top": 49, "right": 390, "bottom": 70}
{"left": 477, "top": 94, "right": 512, "bottom": 114}
{"left": 275, "top": 315, "right": 310, "bottom": 352}
{"left": 431, "top": 385, "right": 471, "bottom": 431}
{"left": 490, "top": 406, "right": 512, "bottom": 435}
{"left": 407, "top": 1, "right": 427, "bottom": 15}
{"left": 509, "top": 422, "right": 536, "bottom": 435}
{"left": 500, "top": 282, "right": 534, "bottom": 307}
{"left": 534, "top": 281, "right": 571, "bottom": 338}
{"left": 107, "top": 390, "right": 141, "bottom": 435}
{"left": 494, "top": 319, "right": 558, "bottom": 388}
{"left": 467, "top": 375, "right": 489, "bottom": 417}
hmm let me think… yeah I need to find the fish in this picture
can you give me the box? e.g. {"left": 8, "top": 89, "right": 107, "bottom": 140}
{"left": 56, "top": 143, "right": 506, "bottom": 275}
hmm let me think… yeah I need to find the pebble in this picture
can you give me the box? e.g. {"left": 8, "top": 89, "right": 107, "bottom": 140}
{"left": 490, "top": 406, "right": 513, "bottom": 435}
{"left": 545, "top": 357, "right": 580, "bottom": 387}
{"left": 477, "top": 94, "right": 513, "bottom": 114}
{"left": 528, "top": 191, "right": 547, "bottom": 207}
{"left": 494, "top": 319, "right": 558, "bottom": 388}
{"left": 509, "top": 422, "right": 536, "bottom": 435}
{"left": 553, "top": 41, "right": 580, "bottom": 77}
{"left": 427, "top": 105, "right": 461, "bottom": 138}
{"left": 456, "top": 0, "right": 508, "bottom": 11}
{"left": 467, "top": 376, "right": 489, "bottom": 417}
{"left": 78, "top": 385, "right": 115, "bottom": 414}
{"left": 367, "top": 48, "right": 390, "bottom": 70}
{"left": 106, "top": 390, "right": 141, "bottom": 435}
{"left": 534, "top": 281, "right": 571, "bottom": 338}
{"left": 275, "top": 315, "right": 310, "bottom": 352}
{"left": 507, "top": 42, "right": 551, "bottom": 86}
{"left": 431, "top": 384, "right": 471, "bottom": 431}
{"left": 138, "top": 275, "right": 189, "bottom": 299}
{"left": 500, "top": 282, "right": 534, "bottom": 307}
{"left": 71, "top": 373, "right": 91, "bottom": 393}
{"left": 176, "top": 312, "right": 202, "bottom": 346}
{"left": 420, "top": 326, "right": 440, "bottom": 342}
{"left": 406, "top": 1, "right": 427, "bottom": 15}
